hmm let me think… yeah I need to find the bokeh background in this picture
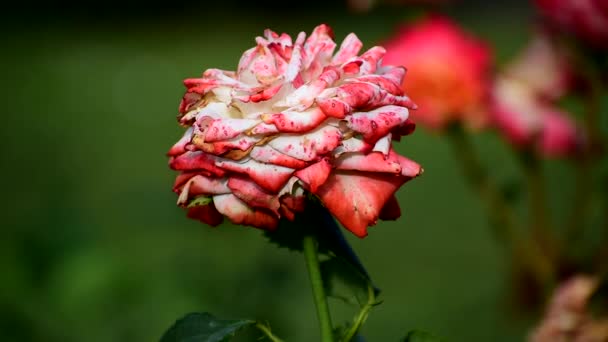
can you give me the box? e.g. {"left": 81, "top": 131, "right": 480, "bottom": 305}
{"left": 1, "top": 0, "right": 564, "bottom": 341}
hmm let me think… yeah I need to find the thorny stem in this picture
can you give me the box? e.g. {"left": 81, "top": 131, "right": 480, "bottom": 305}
{"left": 255, "top": 322, "right": 285, "bottom": 342}
{"left": 447, "top": 126, "right": 554, "bottom": 289}
{"left": 340, "top": 284, "right": 379, "bottom": 342}
{"left": 303, "top": 234, "right": 334, "bottom": 342}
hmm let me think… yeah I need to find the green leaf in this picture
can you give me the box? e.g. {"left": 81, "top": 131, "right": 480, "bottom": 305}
{"left": 321, "top": 256, "right": 371, "bottom": 305}
{"left": 160, "top": 312, "right": 254, "bottom": 342}
{"left": 187, "top": 196, "right": 212, "bottom": 208}
{"left": 402, "top": 330, "right": 445, "bottom": 342}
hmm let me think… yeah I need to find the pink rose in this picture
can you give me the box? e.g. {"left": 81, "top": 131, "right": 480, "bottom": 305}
{"left": 383, "top": 16, "right": 491, "bottom": 130}
{"left": 168, "top": 25, "right": 422, "bottom": 238}
{"left": 535, "top": 0, "right": 608, "bottom": 49}
{"left": 491, "top": 33, "right": 584, "bottom": 158}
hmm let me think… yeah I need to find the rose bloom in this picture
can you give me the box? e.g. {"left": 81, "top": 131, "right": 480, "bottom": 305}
{"left": 491, "top": 33, "right": 584, "bottom": 157}
{"left": 382, "top": 16, "right": 491, "bottom": 130}
{"left": 535, "top": 0, "right": 608, "bottom": 49}
{"left": 168, "top": 25, "right": 422, "bottom": 238}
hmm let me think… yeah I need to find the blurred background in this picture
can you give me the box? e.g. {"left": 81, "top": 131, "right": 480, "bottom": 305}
{"left": 1, "top": 0, "right": 568, "bottom": 341}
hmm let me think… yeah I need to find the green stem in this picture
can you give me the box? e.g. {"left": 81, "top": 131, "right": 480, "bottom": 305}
{"left": 255, "top": 322, "right": 285, "bottom": 342}
{"left": 447, "top": 126, "right": 554, "bottom": 288}
{"left": 303, "top": 234, "right": 334, "bottom": 342}
{"left": 340, "top": 285, "right": 377, "bottom": 342}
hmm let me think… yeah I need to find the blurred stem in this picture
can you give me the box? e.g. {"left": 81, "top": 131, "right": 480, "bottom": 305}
{"left": 303, "top": 234, "right": 334, "bottom": 342}
{"left": 255, "top": 322, "right": 285, "bottom": 342}
{"left": 340, "top": 284, "right": 378, "bottom": 342}
{"left": 447, "top": 125, "right": 554, "bottom": 288}
{"left": 566, "top": 58, "right": 604, "bottom": 240}
{"left": 518, "top": 151, "right": 557, "bottom": 260}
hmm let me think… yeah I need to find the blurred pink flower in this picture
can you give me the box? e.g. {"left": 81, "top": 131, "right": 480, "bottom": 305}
{"left": 491, "top": 33, "right": 584, "bottom": 157}
{"left": 168, "top": 25, "right": 422, "bottom": 238}
{"left": 383, "top": 16, "right": 491, "bottom": 130}
{"left": 529, "top": 275, "right": 608, "bottom": 342}
{"left": 535, "top": 0, "right": 608, "bottom": 49}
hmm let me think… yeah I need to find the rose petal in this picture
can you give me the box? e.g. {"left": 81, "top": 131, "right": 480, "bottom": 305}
{"left": 193, "top": 134, "right": 258, "bottom": 155}
{"left": 227, "top": 176, "right": 281, "bottom": 215}
{"left": 262, "top": 107, "right": 327, "bottom": 133}
{"left": 332, "top": 33, "right": 363, "bottom": 65}
{"left": 213, "top": 194, "right": 278, "bottom": 230}
{"left": 203, "top": 119, "right": 259, "bottom": 142}
{"left": 249, "top": 145, "right": 309, "bottom": 169}
{"left": 294, "top": 157, "right": 332, "bottom": 193}
{"left": 215, "top": 158, "right": 294, "bottom": 192}
{"left": 168, "top": 127, "right": 193, "bottom": 156}
{"left": 334, "top": 151, "right": 401, "bottom": 174}
{"left": 269, "top": 125, "right": 342, "bottom": 161}
{"left": 346, "top": 105, "right": 410, "bottom": 143}
{"left": 187, "top": 204, "right": 224, "bottom": 226}
{"left": 187, "top": 175, "right": 231, "bottom": 196}
{"left": 379, "top": 195, "right": 401, "bottom": 220}
{"left": 316, "top": 171, "right": 408, "bottom": 237}
{"left": 333, "top": 136, "right": 373, "bottom": 156}
{"left": 169, "top": 151, "right": 225, "bottom": 176}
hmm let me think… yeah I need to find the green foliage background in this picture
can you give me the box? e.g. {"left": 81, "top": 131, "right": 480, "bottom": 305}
{"left": 1, "top": 1, "right": 564, "bottom": 341}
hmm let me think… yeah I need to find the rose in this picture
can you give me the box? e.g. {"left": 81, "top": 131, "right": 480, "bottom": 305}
{"left": 535, "top": 0, "right": 608, "bottom": 49}
{"left": 491, "top": 33, "right": 584, "bottom": 158}
{"left": 168, "top": 25, "right": 422, "bottom": 238}
{"left": 382, "top": 16, "right": 491, "bottom": 130}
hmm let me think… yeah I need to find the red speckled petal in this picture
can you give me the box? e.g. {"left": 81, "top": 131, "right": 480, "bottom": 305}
{"left": 332, "top": 33, "right": 363, "bottom": 65}
{"left": 179, "top": 92, "right": 203, "bottom": 114}
{"left": 294, "top": 157, "right": 332, "bottom": 193}
{"left": 213, "top": 194, "right": 278, "bottom": 230}
{"left": 333, "top": 137, "right": 373, "bottom": 156}
{"left": 280, "top": 66, "right": 341, "bottom": 108}
{"left": 215, "top": 158, "right": 294, "bottom": 192}
{"left": 346, "top": 74, "right": 403, "bottom": 96}
{"left": 262, "top": 107, "right": 327, "bottom": 133}
{"left": 334, "top": 152, "right": 402, "bottom": 174}
{"left": 250, "top": 145, "right": 309, "bottom": 169}
{"left": 193, "top": 135, "right": 258, "bottom": 155}
{"left": 169, "top": 151, "right": 225, "bottom": 176}
{"left": 279, "top": 194, "right": 307, "bottom": 221}
{"left": 346, "top": 105, "right": 410, "bottom": 143}
{"left": 188, "top": 175, "right": 231, "bottom": 196}
{"left": 187, "top": 204, "right": 224, "bottom": 227}
{"left": 269, "top": 125, "right": 342, "bottom": 161}
{"left": 227, "top": 176, "right": 281, "bottom": 215}
{"left": 203, "top": 119, "right": 259, "bottom": 142}
{"left": 316, "top": 171, "right": 406, "bottom": 237}
{"left": 168, "top": 127, "right": 193, "bottom": 156}
{"left": 394, "top": 152, "right": 423, "bottom": 178}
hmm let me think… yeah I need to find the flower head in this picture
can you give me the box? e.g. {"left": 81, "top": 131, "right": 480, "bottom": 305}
{"left": 168, "top": 25, "right": 422, "bottom": 238}
{"left": 382, "top": 16, "right": 491, "bottom": 130}
{"left": 491, "top": 33, "right": 584, "bottom": 158}
{"left": 535, "top": 0, "right": 608, "bottom": 49}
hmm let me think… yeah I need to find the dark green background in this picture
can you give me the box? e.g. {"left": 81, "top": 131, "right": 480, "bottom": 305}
{"left": 2, "top": 1, "right": 565, "bottom": 341}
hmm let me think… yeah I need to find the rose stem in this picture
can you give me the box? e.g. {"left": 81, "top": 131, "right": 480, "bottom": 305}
{"left": 303, "top": 234, "right": 334, "bottom": 342}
